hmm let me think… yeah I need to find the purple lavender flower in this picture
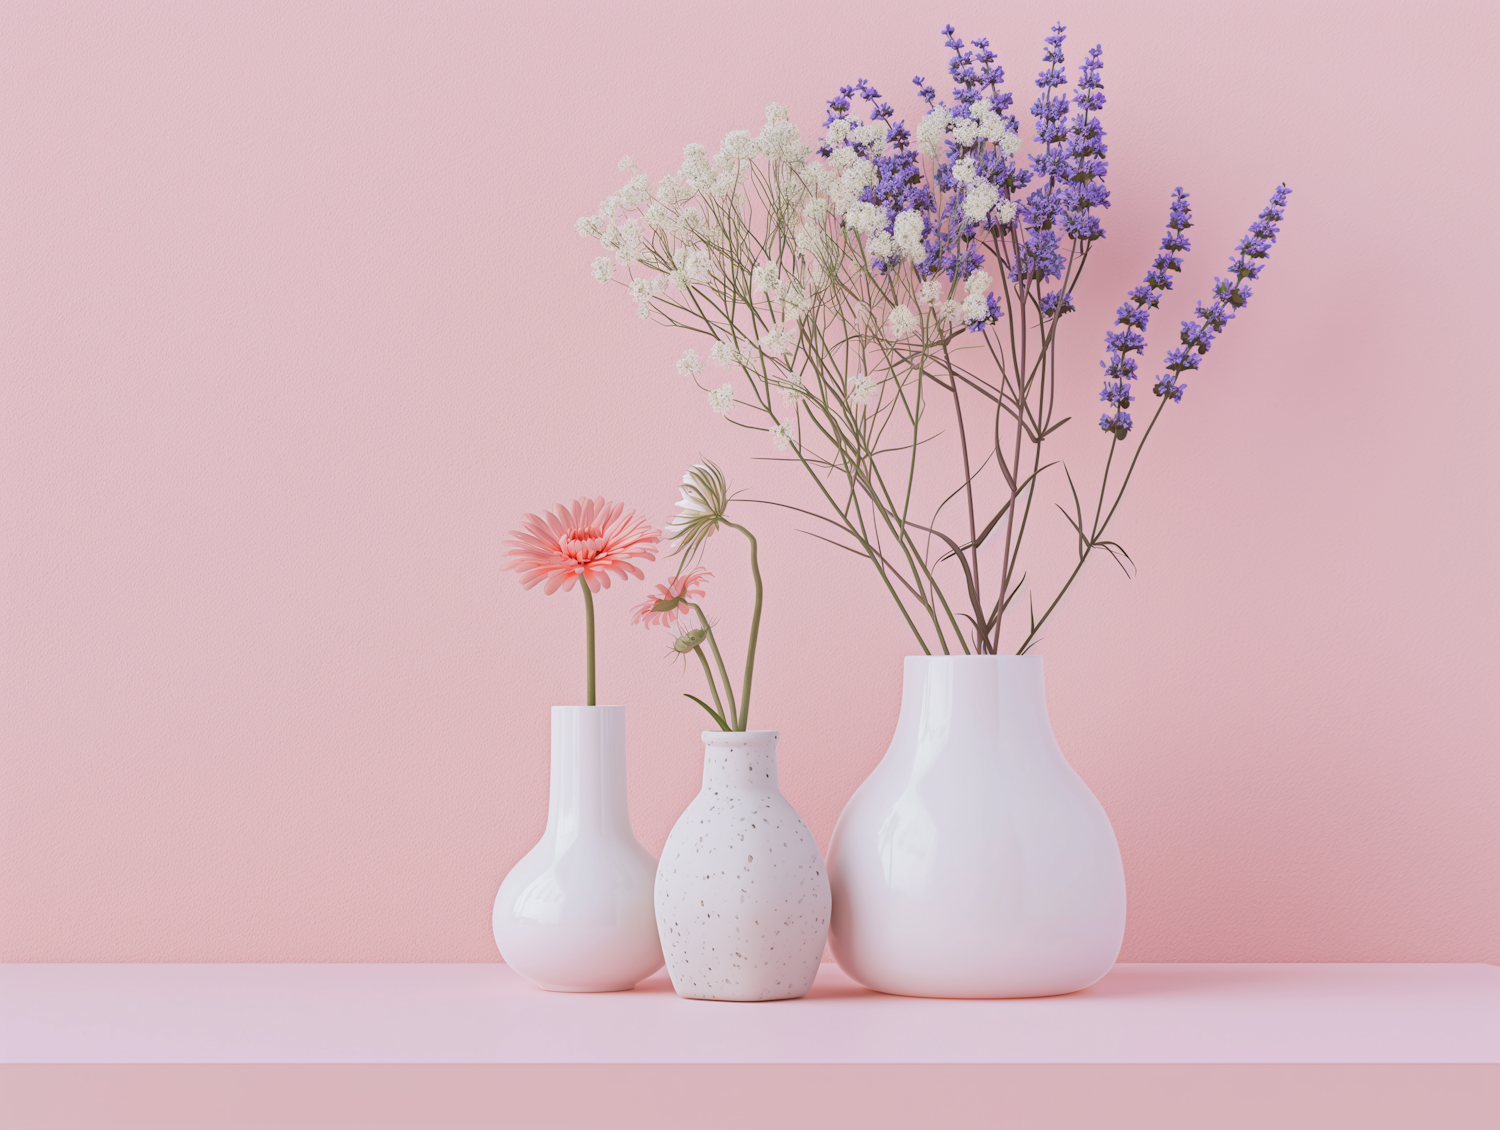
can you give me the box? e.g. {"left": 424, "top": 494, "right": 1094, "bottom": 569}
{"left": 1099, "top": 410, "right": 1133, "bottom": 440}
{"left": 1152, "top": 184, "right": 1291, "bottom": 402}
{"left": 1040, "top": 290, "right": 1075, "bottom": 319}
{"left": 1096, "top": 188, "right": 1192, "bottom": 437}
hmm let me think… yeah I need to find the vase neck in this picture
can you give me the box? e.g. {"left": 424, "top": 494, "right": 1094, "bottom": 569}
{"left": 547, "top": 706, "right": 634, "bottom": 845}
{"left": 897, "top": 656, "right": 1054, "bottom": 754}
{"left": 700, "top": 731, "right": 780, "bottom": 793}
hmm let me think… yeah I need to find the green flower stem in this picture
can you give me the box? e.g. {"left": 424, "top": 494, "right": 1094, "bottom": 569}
{"left": 692, "top": 645, "right": 727, "bottom": 729}
{"left": 690, "top": 602, "right": 737, "bottom": 728}
{"left": 581, "top": 582, "right": 596, "bottom": 707}
{"left": 725, "top": 522, "right": 762, "bottom": 732}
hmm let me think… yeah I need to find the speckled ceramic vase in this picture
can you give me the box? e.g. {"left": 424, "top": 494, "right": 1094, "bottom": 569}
{"left": 654, "top": 730, "right": 831, "bottom": 1002}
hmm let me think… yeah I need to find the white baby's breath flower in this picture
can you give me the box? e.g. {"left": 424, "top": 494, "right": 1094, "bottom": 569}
{"left": 853, "top": 121, "right": 887, "bottom": 151}
{"left": 962, "top": 179, "right": 1000, "bottom": 224}
{"left": 591, "top": 256, "right": 615, "bottom": 283}
{"left": 828, "top": 173, "right": 862, "bottom": 217}
{"left": 677, "top": 349, "right": 704, "bottom": 376}
{"left": 893, "top": 210, "right": 925, "bottom": 261}
{"left": 680, "top": 143, "right": 714, "bottom": 193}
{"left": 576, "top": 214, "right": 603, "bottom": 239}
{"left": 597, "top": 195, "right": 621, "bottom": 218}
{"left": 850, "top": 157, "right": 876, "bottom": 187}
{"left": 719, "top": 130, "right": 759, "bottom": 161}
{"left": 636, "top": 302, "right": 652, "bottom": 320}
{"left": 758, "top": 322, "right": 796, "bottom": 357}
{"left": 952, "top": 157, "right": 977, "bottom": 184}
{"left": 628, "top": 277, "right": 652, "bottom": 303}
{"left": 657, "top": 174, "right": 690, "bottom": 206}
{"left": 997, "top": 130, "right": 1022, "bottom": 157}
{"left": 802, "top": 160, "right": 835, "bottom": 195}
{"left": 780, "top": 283, "right": 812, "bottom": 323}
{"left": 618, "top": 174, "right": 649, "bottom": 211}
{"left": 803, "top": 198, "right": 829, "bottom": 224}
{"left": 675, "top": 246, "right": 707, "bottom": 284}
{"left": 752, "top": 261, "right": 780, "bottom": 294}
{"left": 618, "top": 155, "right": 636, "bottom": 171}
{"left": 616, "top": 218, "right": 643, "bottom": 249}
{"left": 961, "top": 272, "right": 991, "bottom": 323}
{"left": 769, "top": 422, "right": 792, "bottom": 450}
{"left": 644, "top": 202, "right": 667, "bottom": 229}
{"left": 707, "top": 383, "right": 734, "bottom": 414}
{"left": 826, "top": 118, "right": 851, "bottom": 146}
{"left": 848, "top": 371, "right": 877, "bottom": 406}
{"left": 938, "top": 298, "right": 962, "bottom": 325}
{"left": 830, "top": 145, "right": 856, "bottom": 171}
{"left": 613, "top": 243, "right": 637, "bottom": 265}
{"left": 792, "top": 217, "right": 828, "bottom": 261}
{"left": 761, "top": 121, "right": 805, "bottom": 162}
{"left": 918, "top": 279, "right": 942, "bottom": 307}
{"left": 886, "top": 304, "right": 919, "bottom": 339}
{"left": 951, "top": 117, "right": 980, "bottom": 148}
{"left": 867, "top": 230, "right": 895, "bottom": 260}
{"left": 710, "top": 338, "right": 741, "bottom": 367}
{"left": 996, "top": 199, "right": 1018, "bottom": 225}
{"left": 845, "top": 201, "right": 885, "bottom": 236}
{"left": 779, "top": 377, "right": 807, "bottom": 406}
{"left": 915, "top": 106, "right": 952, "bottom": 157}
{"left": 960, "top": 291, "right": 990, "bottom": 323}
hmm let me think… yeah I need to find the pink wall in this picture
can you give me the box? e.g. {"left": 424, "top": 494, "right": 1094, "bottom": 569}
{"left": 3, "top": 0, "right": 1496, "bottom": 964}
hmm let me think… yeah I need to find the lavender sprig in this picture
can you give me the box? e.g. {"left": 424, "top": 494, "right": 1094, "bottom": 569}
{"left": 1152, "top": 184, "right": 1291, "bottom": 403}
{"left": 1098, "top": 188, "right": 1193, "bottom": 438}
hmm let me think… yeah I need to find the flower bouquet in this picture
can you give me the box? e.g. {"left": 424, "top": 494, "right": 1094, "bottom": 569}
{"left": 576, "top": 22, "right": 1292, "bottom": 997}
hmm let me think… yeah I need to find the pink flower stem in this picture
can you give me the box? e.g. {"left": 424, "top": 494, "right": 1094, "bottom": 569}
{"left": 581, "top": 582, "right": 596, "bottom": 707}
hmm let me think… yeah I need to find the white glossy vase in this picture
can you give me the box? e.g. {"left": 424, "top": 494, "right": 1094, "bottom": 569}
{"left": 655, "top": 730, "right": 831, "bottom": 1001}
{"left": 828, "top": 656, "right": 1125, "bottom": 998}
{"left": 492, "top": 706, "right": 664, "bottom": 992}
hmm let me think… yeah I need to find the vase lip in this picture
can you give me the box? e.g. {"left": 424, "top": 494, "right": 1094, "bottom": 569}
{"left": 701, "top": 729, "right": 779, "bottom": 745}
{"left": 551, "top": 703, "right": 626, "bottom": 712}
{"left": 904, "top": 653, "right": 1042, "bottom": 663}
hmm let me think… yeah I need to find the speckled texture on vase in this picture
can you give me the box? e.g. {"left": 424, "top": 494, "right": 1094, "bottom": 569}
{"left": 654, "top": 730, "right": 830, "bottom": 1002}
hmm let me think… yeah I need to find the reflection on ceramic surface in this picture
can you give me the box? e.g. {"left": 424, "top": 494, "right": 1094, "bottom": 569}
{"left": 493, "top": 706, "right": 663, "bottom": 992}
{"left": 829, "top": 656, "right": 1126, "bottom": 998}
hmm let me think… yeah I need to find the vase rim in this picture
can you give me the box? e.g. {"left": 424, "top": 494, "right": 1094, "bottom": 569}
{"left": 551, "top": 703, "right": 626, "bottom": 711}
{"left": 904, "top": 654, "right": 1042, "bottom": 662}
{"left": 701, "top": 729, "right": 779, "bottom": 743}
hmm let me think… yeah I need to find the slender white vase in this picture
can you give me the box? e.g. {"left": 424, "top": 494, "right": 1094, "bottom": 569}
{"left": 654, "top": 730, "right": 831, "bottom": 1001}
{"left": 828, "top": 656, "right": 1125, "bottom": 998}
{"left": 492, "top": 706, "right": 664, "bottom": 992}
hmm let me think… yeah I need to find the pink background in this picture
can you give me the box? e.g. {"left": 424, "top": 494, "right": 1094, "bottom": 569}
{"left": 2, "top": 0, "right": 1495, "bottom": 965}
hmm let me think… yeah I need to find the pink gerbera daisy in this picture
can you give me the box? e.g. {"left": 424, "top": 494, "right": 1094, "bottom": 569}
{"left": 631, "top": 568, "right": 712, "bottom": 628}
{"left": 503, "top": 497, "right": 660, "bottom": 595}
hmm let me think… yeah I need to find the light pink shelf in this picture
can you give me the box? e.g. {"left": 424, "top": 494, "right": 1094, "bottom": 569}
{"left": 5, "top": 961, "right": 1497, "bottom": 1065}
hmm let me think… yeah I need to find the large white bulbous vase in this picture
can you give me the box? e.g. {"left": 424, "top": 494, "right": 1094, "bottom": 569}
{"left": 492, "top": 706, "right": 664, "bottom": 992}
{"left": 828, "top": 656, "right": 1126, "bottom": 998}
{"left": 655, "top": 730, "right": 831, "bottom": 1001}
